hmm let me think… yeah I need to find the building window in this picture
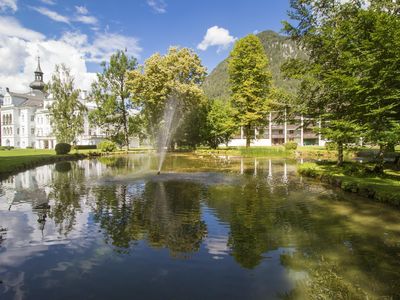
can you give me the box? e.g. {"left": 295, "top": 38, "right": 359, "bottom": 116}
{"left": 31, "top": 116, "right": 34, "bottom": 122}
{"left": 17, "top": 128, "right": 19, "bottom": 135}
{"left": 31, "top": 128, "right": 35, "bottom": 135}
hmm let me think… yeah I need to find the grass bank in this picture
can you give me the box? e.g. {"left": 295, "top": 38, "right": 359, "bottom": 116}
{"left": 197, "top": 147, "right": 292, "bottom": 157}
{"left": 196, "top": 146, "right": 346, "bottom": 159}
{"left": 0, "top": 148, "right": 156, "bottom": 180}
{"left": 298, "top": 162, "right": 400, "bottom": 206}
{"left": 0, "top": 149, "right": 88, "bottom": 179}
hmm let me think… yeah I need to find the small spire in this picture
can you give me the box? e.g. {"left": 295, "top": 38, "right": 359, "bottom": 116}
{"left": 36, "top": 56, "right": 43, "bottom": 73}
{"left": 30, "top": 56, "right": 45, "bottom": 92}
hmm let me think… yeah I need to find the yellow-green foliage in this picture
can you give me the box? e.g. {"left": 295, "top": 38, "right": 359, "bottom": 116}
{"left": 203, "top": 30, "right": 306, "bottom": 100}
{"left": 228, "top": 34, "right": 272, "bottom": 132}
{"left": 98, "top": 140, "right": 117, "bottom": 153}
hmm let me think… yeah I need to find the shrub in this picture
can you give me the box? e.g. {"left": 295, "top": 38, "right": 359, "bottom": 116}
{"left": 98, "top": 140, "right": 117, "bottom": 153}
{"left": 55, "top": 161, "right": 72, "bottom": 173}
{"left": 0, "top": 146, "right": 15, "bottom": 150}
{"left": 325, "top": 142, "right": 337, "bottom": 151}
{"left": 284, "top": 142, "right": 298, "bottom": 151}
{"left": 74, "top": 145, "right": 97, "bottom": 150}
{"left": 55, "top": 143, "right": 71, "bottom": 155}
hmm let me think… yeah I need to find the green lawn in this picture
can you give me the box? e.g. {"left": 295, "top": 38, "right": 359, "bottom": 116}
{"left": 0, "top": 149, "right": 56, "bottom": 157}
{"left": 298, "top": 162, "right": 400, "bottom": 206}
{"left": 0, "top": 149, "right": 86, "bottom": 175}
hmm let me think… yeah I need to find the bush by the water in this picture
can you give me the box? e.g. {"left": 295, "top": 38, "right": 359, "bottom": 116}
{"left": 284, "top": 142, "right": 298, "bottom": 151}
{"left": 55, "top": 143, "right": 71, "bottom": 155}
{"left": 55, "top": 161, "right": 72, "bottom": 173}
{"left": 99, "top": 140, "right": 117, "bottom": 153}
{"left": 74, "top": 145, "right": 97, "bottom": 150}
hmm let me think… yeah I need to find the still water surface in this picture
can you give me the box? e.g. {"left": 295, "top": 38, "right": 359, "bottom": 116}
{"left": 0, "top": 154, "right": 399, "bottom": 299}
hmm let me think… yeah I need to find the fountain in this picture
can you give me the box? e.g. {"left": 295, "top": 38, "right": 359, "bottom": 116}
{"left": 157, "top": 96, "right": 181, "bottom": 174}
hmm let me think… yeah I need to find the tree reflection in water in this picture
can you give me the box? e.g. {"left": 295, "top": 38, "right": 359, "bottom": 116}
{"left": 92, "top": 181, "right": 207, "bottom": 258}
{"left": 206, "top": 177, "right": 313, "bottom": 269}
{"left": 0, "top": 227, "right": 6, "bottom": 246}
{"left": 7, "top": 156, "right": 397, "bottom": 299}
{"left": 48, "top": 162, "right": 86, "bottom": 235}
{"left": 206, "top": 178, "right": 400, "bottom": 299}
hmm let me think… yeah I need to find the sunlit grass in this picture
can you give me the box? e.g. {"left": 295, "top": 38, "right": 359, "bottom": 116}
{"left": 298, "top": 162, "right": 400, "bottom": 206}
{"left": 0, "top": 149, "right": 83, "bottom": 175}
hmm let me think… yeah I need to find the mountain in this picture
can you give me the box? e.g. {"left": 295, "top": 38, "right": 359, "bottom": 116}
{"left": 202, "top": 30, "right": 307, "bottom": 100}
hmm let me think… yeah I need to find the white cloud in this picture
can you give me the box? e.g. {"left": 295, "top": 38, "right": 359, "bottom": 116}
{"left": 147, "top": 0, "right": 166, "bottom": 14}
{"left": 90, "top": 32, "right": 142, "bottom": 62}
{"left": 75, "top": 5, "right": 88, "bottom": 15}
{"left": 40, "top": 0, "right": 56, "bottom": 5}
{"left": 75, "top": 14, "right": 97, "bottom": 25}
{"left": 60, "top": 31, "right": 142, "bottom": 63}
{"left": 197, "top": 26, "right": 236, "bottom": 52}
{"left": 74, "top": 6, "right": 98, "bottom": 25}
{"left": 0, "top": 17, "right": 142, "bottom": 92}
{"left": 31, "top": 5, "right": 99, "bottom": 26}
{"left": 31, "top": 6, "right": 70, "bottom": 24}
{"left": 0, "top": 0, "right": 17, "bottom": 12}
{"left": 0, "top": 16, "right": 45, "bottom": 41}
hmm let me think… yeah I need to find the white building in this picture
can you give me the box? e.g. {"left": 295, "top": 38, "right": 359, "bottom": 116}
{"left": 226, "top": 112, "right": 326, "bottom": 147}
{"left": 0, "top": 58, "right": 105, "bottom": 149}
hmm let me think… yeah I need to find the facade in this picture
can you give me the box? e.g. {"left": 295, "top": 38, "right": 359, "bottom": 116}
{"left": 0, "top": 58, "right": 106, "bottom": 149}
{"left": 227, "top": 111, "right": 325, "bottom": 147}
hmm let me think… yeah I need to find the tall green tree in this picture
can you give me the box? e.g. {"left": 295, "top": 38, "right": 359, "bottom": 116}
{"left": 283, "top": 0, "right": 400, "bottom": 167}
{"left": 228, "top": 34, "right": 272, "bottom": 147}
{"left": 48, "top": 64, "right": 86, "bottom": 145}
{"left": 282, "top": 1, "right": 364, "bottom": 166}
{"left": 128, "top": 47, "right": 207, "bottom": 147}
{"left": 205, "top": 99, "right": 237, "bottom": 149}
{"left": 174, "top": 103, "right": 208, "bottom": 149}
{"left": 346, "top": 9, "right": 400, "bottom": 171}
{"left": 90, "top": 50, "right": 137, "bottom": 150}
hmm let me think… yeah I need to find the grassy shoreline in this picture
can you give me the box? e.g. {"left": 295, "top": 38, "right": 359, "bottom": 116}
{"left": 298, "top": 162, "right": 400, "bottom": 206}
{"left": 196, "top": 146, "right": 344, "bottom": 159}
{"left": 0, "top": 149, "right": 90, "bottom": 180}
{"left": 0, "top": 148, "right": 157, "bottom": 180}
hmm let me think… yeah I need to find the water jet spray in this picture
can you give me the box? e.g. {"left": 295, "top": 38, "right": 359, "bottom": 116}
{"left": 156, "top": 95, "right": 181, "bottom": 173}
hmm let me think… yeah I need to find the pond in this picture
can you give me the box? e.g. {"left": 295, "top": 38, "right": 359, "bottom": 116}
{"left": 0, "top": 154, "right": 399, "bottom": 299}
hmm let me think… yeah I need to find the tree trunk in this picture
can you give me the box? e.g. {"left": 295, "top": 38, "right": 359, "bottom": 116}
{"left": 245, "top": 125, "right": 251, "bottom": 148}
{"left": 337, "top": 142, "right": 344, "bottom": 167}
{"left": 374, "top": 144, "right": 385, "bottom": 174}
{"left": 122, "top": 103, "right": 129, "bottom": 152}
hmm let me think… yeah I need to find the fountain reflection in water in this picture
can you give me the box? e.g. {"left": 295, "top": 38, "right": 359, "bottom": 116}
{"left": 157, "top": 96, "right": 181, "bottom": 174}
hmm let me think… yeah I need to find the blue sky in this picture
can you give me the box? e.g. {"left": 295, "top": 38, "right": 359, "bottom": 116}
{"left": 0, "top": 0, "right": 291, "bottom": 91}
